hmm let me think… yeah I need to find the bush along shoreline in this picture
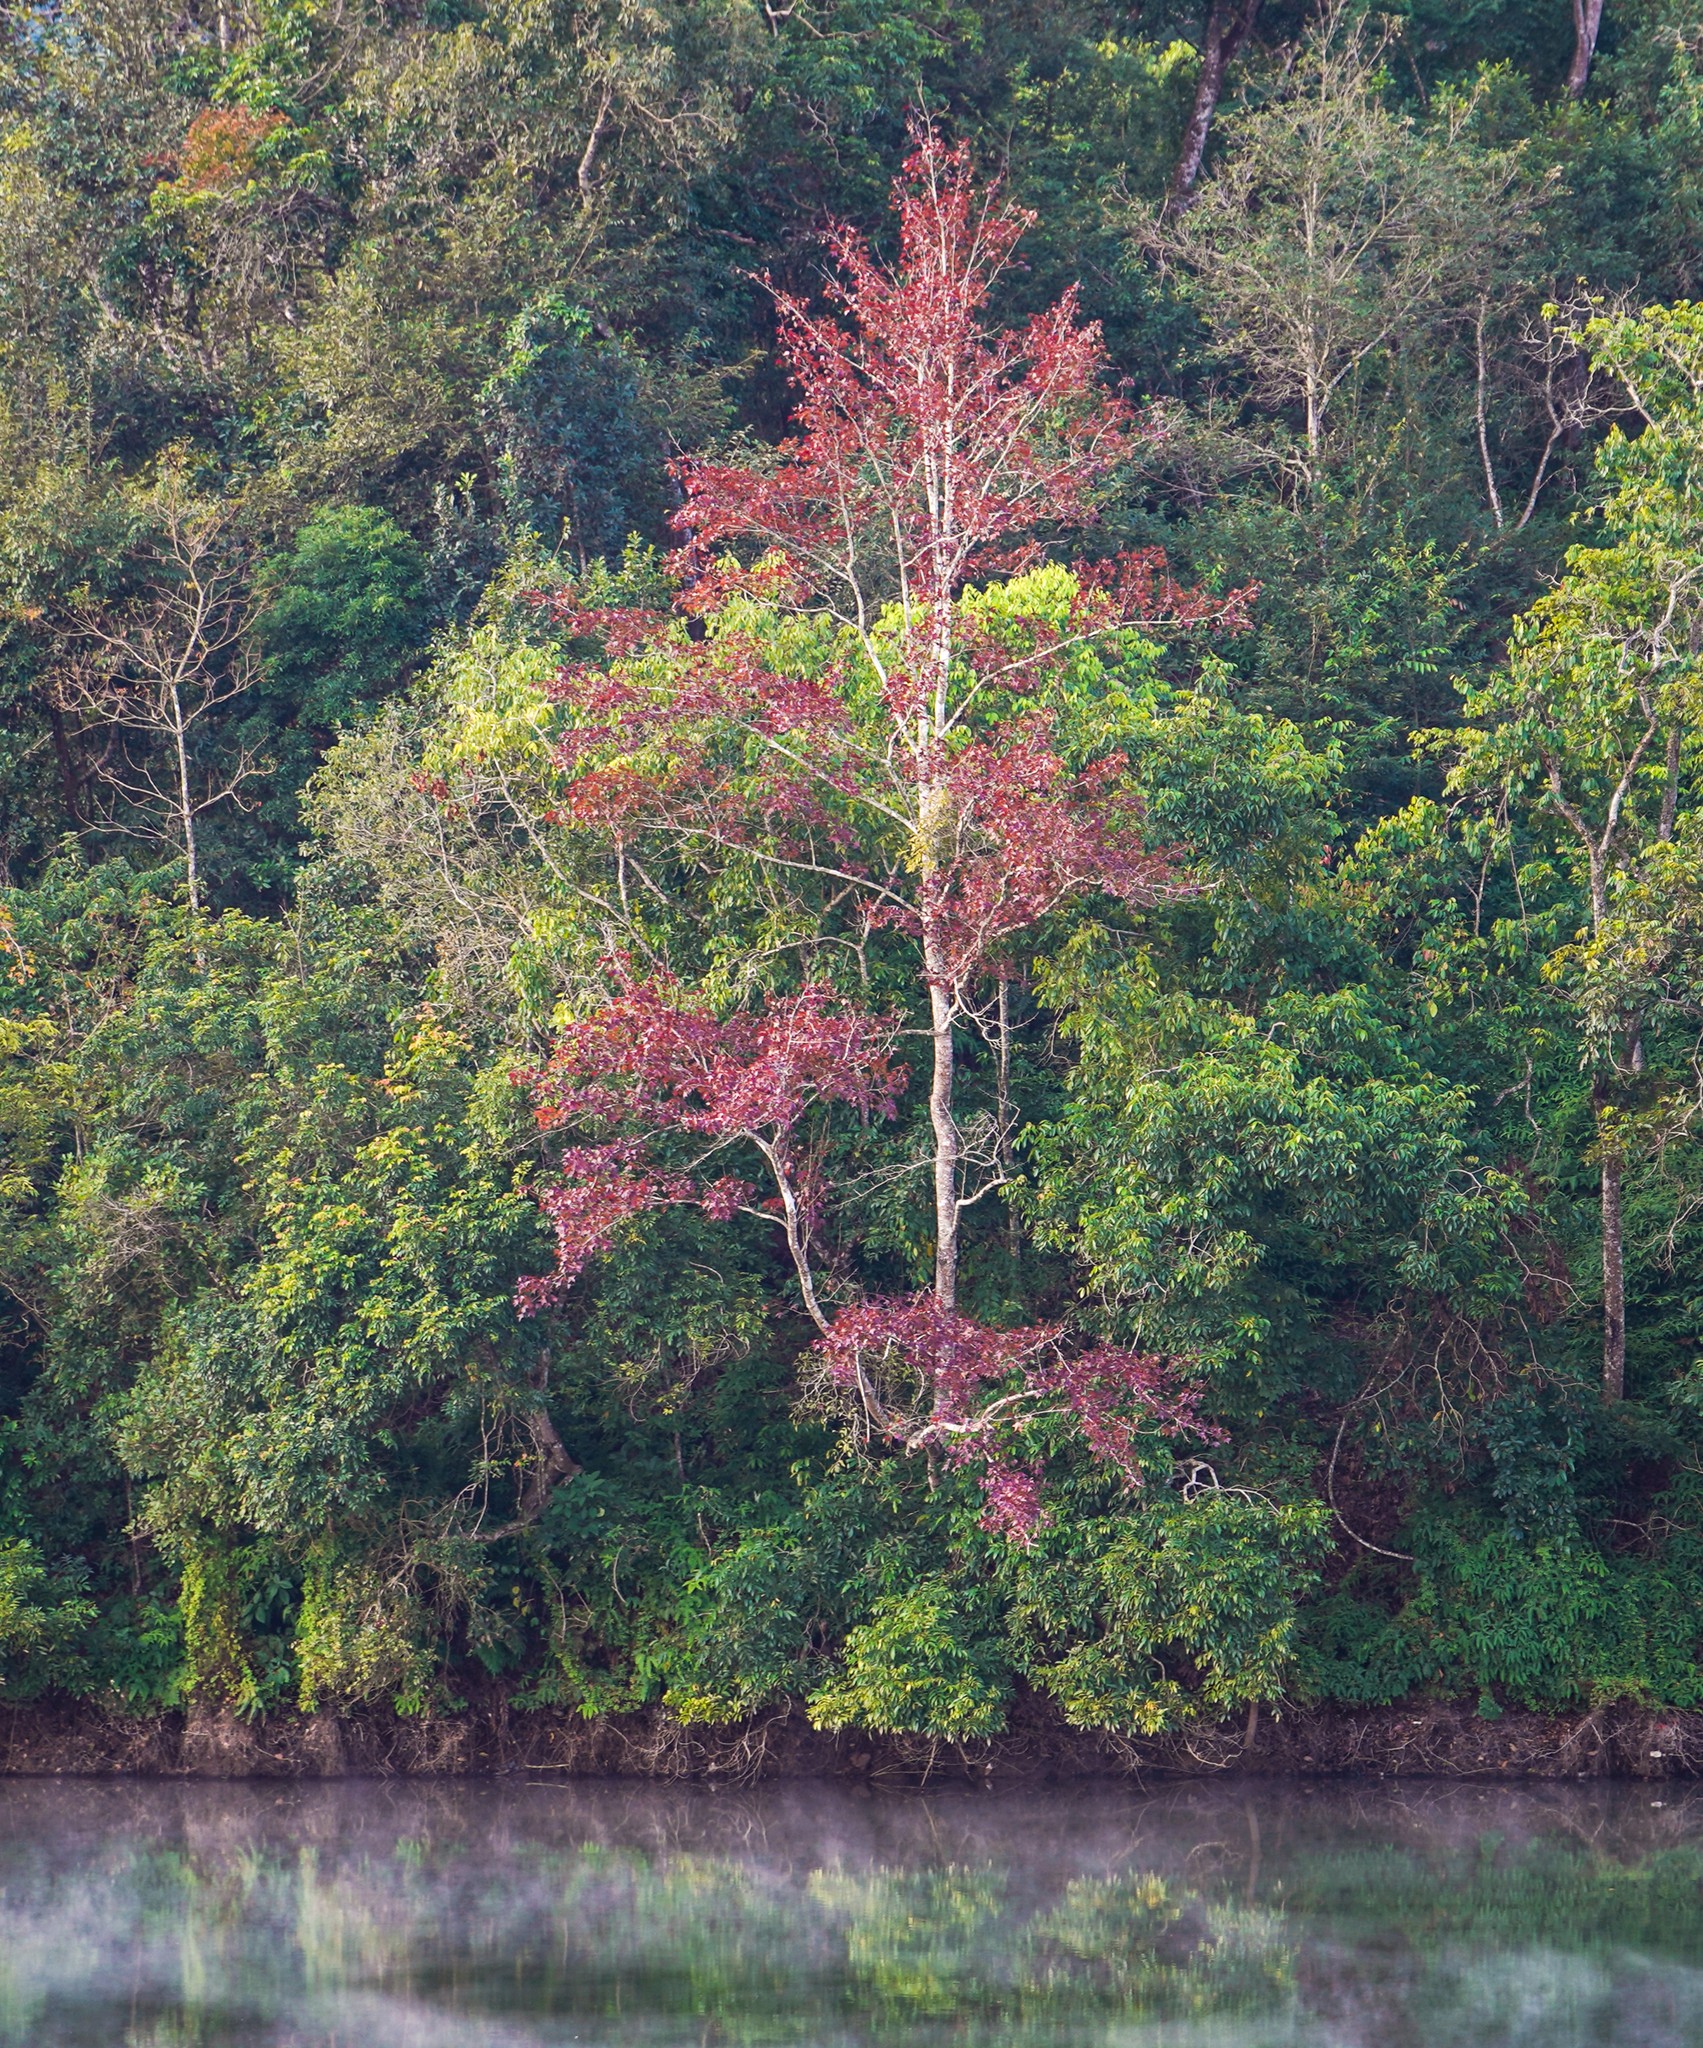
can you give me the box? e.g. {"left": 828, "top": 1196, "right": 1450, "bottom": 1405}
{"left": 10, "top": 9, "right": 1703, "bottom": 1743}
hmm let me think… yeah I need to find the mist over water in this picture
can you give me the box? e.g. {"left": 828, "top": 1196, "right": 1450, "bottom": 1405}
{"left": 0, "top": 1776, "right": 1700, "bottom": 2046}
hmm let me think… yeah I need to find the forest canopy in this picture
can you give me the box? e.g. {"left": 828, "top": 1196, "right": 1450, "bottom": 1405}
{"left": 5, "top": 0, "right": 1703, "bottom": 1736}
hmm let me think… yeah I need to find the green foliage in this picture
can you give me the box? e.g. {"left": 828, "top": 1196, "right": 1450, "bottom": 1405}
{"left": 256, "top": 505, "right": 432, "bottom": 726}
{"left": 1018, "top": 1492, "right": 1331, "bottom": 1733}
{"left": 0, "top": 1537, "right": 94, "bottom": 1694}
{"left": 1299, "top": 1529, "right": 1703, "bottom": 1713}
{"left": 808, "top": 1580, "right": 1014, "bottom": 1740}
{"left": 481, "top": 297, "right": 671, "bottom": 565}
{"left": 3, "top": 0, "right": 1703, "bottom": 1740}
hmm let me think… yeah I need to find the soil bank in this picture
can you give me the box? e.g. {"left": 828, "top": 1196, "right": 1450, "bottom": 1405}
{"left": 2, "top": 1691, "right": 1701, "bottom": 1782}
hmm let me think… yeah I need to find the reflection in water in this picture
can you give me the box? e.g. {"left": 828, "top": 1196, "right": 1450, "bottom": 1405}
{"left": 0, "top": 1776, "right": 1700, "bottom": 2045}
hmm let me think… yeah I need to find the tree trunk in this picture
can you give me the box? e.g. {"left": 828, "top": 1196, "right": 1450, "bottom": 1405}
{"left": 1566, "top": 0, "right": 1606, "bottom": 98}
{"left": 169, "top": 683, "right": 201, "bottom": 920}
{"left": 518, "top": 1400, "right": 580, "bottom": 1517}
{"left": 1660, "top": 724, "right": 1682, "bottom": 843}
{"left": 1596, "top": 1081, "right": 1626, "bottom": 1402}
{"left": 1474, "top": 301, "right": 1504, "bottom": 529}
{"left": 1167, "top": 0, "right": 1260, "bottom": 207}
{"left": 926, "top": 963, "right": 960, "bottom": 1312}
{"left": 578, "top": 84, "right": 614, "bottom": 195}
{"left": 919, "top": 682, "right": 961, "bottom": 1311}
{"left": 47, "top": 703, "right": 82, "bottom": 825}
{"left": 1585, "top": 836, "right": 1623, "bottom": 1399}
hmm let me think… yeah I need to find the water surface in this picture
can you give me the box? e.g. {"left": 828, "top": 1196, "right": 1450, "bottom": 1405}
{"left": 0, "top": 1773, "right": 1699, "bottom": 2045}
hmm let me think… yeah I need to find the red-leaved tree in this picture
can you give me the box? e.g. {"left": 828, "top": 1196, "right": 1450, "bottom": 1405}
{"left": 518, "top": 122, "right": 1247, "bottom": 1534}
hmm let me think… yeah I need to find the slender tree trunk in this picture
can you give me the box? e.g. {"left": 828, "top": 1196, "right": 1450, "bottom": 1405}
{"left": 764, "top": 1134, "right": 834, "bottom": 1335}
{"left": 1660, "top": 724, "right": 1682, "bottom": 843}
{"left": 1598, "top": 1080, "right": 1626, "bottom": 1402}
{"left": 1474, "top": 302, "right": 1505, "bottom": 529}
{"left": 47, "top": 704, "right": 82, "bottom": 825}
{"left": 1597, "top": 724, "right": 1693, "bottom": 1402}
{"left": 1580, "top": 846, "right": 1626, "bottom": 1400}
{"left": 578, "top": 84, "right": 614, "bottom": 195}
{"left": 1566, "top": 0, "right": 1605, "bottom": 98}
{"left": 1168, "top": 0, "right": 1260, "bottom": 208}
{"left": 919, "top": 577, "right": 961, "bottom": 1312}
{"left": 995, "top": 974, "right": 1013, "bottom": 1164}
{"left": 169, "top": 683, "right": 201, "bottom": 919}
{"left": 925, "top": 947, "right": 960, "bottom": 1312}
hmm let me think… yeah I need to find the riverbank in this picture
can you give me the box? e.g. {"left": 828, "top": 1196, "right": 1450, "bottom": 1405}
{"left": 3, "top": 1691, "right": 1700, "bottom": 1781}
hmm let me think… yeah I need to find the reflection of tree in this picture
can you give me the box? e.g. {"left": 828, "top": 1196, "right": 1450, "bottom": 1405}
{"left": 3, "top": 1788, "right": 1703, "bottom": 2047}
{"left": 1283, "top": 1833, "right": 1703, "bottom": 1957}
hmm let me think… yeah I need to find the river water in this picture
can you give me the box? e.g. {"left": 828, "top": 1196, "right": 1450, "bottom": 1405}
{"left": 0, "top": 1776, "right": 1699, "bottom": 2045}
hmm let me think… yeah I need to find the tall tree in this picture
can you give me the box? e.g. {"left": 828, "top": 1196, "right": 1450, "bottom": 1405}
{"left": 520, "top": 125, "right": 1244, "bottom": 1531}
{"left": 1167, "top": 0, "right": 1261, "bottom": 209}
{"left": 1447, "top": 305, "right": 1703, "bottom": 1401}
{"left": 1134, "top": 8, "right": 1551, "bottom": 477}
{"left": 49, "top": 467, "right": 262, "bottom": 922}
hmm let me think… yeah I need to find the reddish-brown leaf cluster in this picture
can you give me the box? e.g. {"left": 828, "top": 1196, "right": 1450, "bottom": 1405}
{"left": 811, "top": 1295, "right": 1213, "bottom": 1541}
{"left": 531, "top": 599, "right": 671, "bottom": 658}
{"left": 518, "top": 969, "right": 903, "bottom": 1320}
{"left": 675, "top": 126, "right": 1152, "bottom": 615}
{"left": 532, "top": 966, "right": 905, "bottom": 1139}
{"left": 543, "top": 626, "right": 1185, "bottom": 988}
{"left": 909, "top": 723, "right": 1180, "bottom": 989}
{"left": 174, "top": 108, "right": 287, "bottom": 193}
{"left": 517, "top": 1143, "right": 698, "bottom": 1314}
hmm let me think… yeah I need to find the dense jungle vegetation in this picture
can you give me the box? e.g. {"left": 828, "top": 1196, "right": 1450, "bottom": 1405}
{"left": 6, "top": 0, "right": 1703, "bottom": 1739}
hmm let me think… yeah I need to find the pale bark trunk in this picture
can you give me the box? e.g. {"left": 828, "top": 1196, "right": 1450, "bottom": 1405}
{"left": 926, "top": 960, "right": 959, "bottom": 1312}
{"left": 919, "top": 569, "right": 961, "bottom": 1312}
{"left": 1474, "top": 302, "right": 1505, "bottom": 529}
{"left": 1542, "top": 714, "right": 1660, "bottom": 1405}
{"left": 995, "top": 975, "right": 1013, "bottom": 1166}
{"left": 578, "top": 85, "right": 614, "bottom": 195}
{"left": 1566, "top": 0, "right": 1606, "bottom": 99}
{"left": 763, "top": 1135, "right": 834, "bottom": 1335}
{"left": 1168, "top": 0, "right": 1260, "bottom": 208}
{"left": 466, "top": 1400, "right": 580, "bottom": 1541}
{"left": 1599, "top": 1098, "right": 1626, "bottom": 1403}
{"left": 1602, "top": 723, "right": 1691, "bottom": 1400}
{"left": 169, "top": 683, "right": 201, "bottom": 920}
{"left": 1584, "top": 849, "right": 1624, "bottom": 1400}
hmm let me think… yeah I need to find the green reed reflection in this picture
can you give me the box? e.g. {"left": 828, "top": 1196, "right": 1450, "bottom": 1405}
{"left": 0, "top": 1781, "right": 1699, "bottom": 2047}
